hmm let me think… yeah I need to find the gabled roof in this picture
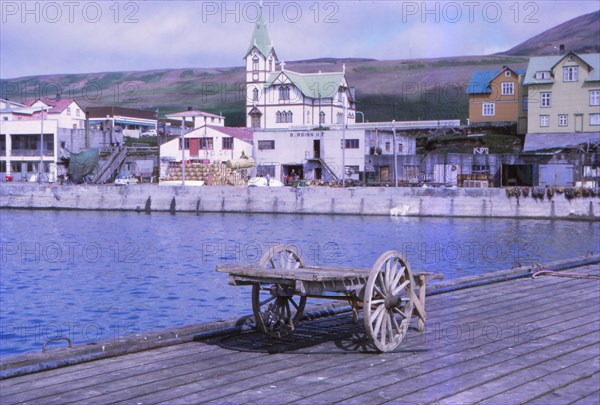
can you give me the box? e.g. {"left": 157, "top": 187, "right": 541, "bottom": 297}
{"left": 185, "top": 126, "right": 254, "bottom": 143}
{"left": 523, "top": 52, "right": 600, "bottom": 85}
{"left": 265, "top": 70, "right": 347, "bottom": 99}
{"left": 465, "top": 67, "right": 525, "bottom": 94}
{"left": 28, "top": 99, "right": 83, "bottom": 114}
{"left": 245, "top": 11, "right": 274, "bottom": 58}
{"left": 209, "top": 126, "right": 254, "bottom": 143}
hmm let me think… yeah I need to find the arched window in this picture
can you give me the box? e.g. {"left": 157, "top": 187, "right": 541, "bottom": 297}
{"left": 252, "top": 57, "right": 259, "bottom": 71}
{"left": 319, "top": 111, "right": 325, "bottom": 124}
{"left": 276, "top": 111, "right": 282, "bottom": 123}
{"left": 337, "top": 112, "right": 344, "bottom": 124}
{"left": 252, "top": 88, "right": 259, "bottom": 101}
{"left": 279, "top": 86, "right": 290, "bottom": 100}
{"left": 268, "top": 57, "right": 274, "bottom": 71}
{"left": 287, "top": 111, "right": 293, "bottom": 123}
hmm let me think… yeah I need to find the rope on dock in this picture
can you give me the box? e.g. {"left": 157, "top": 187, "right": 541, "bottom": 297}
{"left": 531, "top": 261, "right": 600, "bottom": 280}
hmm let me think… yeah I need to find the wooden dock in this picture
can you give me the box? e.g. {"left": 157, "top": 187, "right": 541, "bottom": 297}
{"left": 1, "top": 264, "right": 599, "bottom": 404}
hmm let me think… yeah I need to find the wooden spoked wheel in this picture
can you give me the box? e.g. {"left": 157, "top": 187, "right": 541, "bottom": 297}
{"left": 252, "top": 245, "right": 307, "bottom": 338}
{"left": 363, "top": 251, "right": 415, "bottom": 352}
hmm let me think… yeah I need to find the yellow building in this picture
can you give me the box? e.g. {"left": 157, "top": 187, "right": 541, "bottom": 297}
{"left": 524, "top": 51, "right": 600, "bottom": 135}
{"left": 466, "top": 66, "right": 527, "bottom": 133}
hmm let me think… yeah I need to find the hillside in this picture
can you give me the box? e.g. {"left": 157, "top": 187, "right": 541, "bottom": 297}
{"left": 1, "top": 11, "right": 598, "bottom": 126}
{"left": 502, "top": 10, "right": 600, "bottom": 56}
{"left": 0, "top": 55, "right": 529, "bottom": 126}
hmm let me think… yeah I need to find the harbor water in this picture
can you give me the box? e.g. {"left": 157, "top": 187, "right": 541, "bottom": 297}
{"left": 1, "top": 209, "right": 598, "bottom": 357}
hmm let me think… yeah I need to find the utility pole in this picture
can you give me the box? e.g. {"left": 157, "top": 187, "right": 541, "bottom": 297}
{"left": 392, "top": 120, "right": 398, "bottom": 187}
{"left": 38, "top": 106, "right": 46, "bottom": 183}
{"left": 181, "top": 117, "right": 186, "bottom": 187}
{"left": 342, "top": 102, "right": 347, "bottom": 188}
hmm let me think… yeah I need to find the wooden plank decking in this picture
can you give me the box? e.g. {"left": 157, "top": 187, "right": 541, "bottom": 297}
{"left": 1, "top": 264, "right": 599, "bottom": 404}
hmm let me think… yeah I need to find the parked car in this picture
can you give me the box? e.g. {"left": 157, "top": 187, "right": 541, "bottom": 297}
{"left": 114, "top": 174, "right": 139, "bottom": 186}
{"left": 141, "top": 129, "right": 157, "bottom": 137}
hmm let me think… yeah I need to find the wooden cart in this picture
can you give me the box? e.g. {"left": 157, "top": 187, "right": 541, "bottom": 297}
{"left": 216, "top": 245, "right": 442, "bottom": 352}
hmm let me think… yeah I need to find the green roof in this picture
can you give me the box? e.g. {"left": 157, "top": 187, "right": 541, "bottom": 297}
{"left": 246, "top": 12, "right": 273, "bottom": 58}
{"left": 524, "top": 52, "right": 600, "bottom": 85}
{"left": 265, "top": 70, "right": 346, "bottom": 99}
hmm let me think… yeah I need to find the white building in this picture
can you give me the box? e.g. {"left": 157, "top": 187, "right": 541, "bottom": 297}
{"left": 160, "top": 125, "right": 253, "bottom": 164}
{"left": 166, "top": 110, "right": 225, "bottom": 129}
{"left": 253, "top": 125, "right": 416, "bottom": 183}
{"left": 244, "top": 11, "right": 356, "bottom": 129}
{"left": 0, "top": 98, "right": 87, "bottom": 181}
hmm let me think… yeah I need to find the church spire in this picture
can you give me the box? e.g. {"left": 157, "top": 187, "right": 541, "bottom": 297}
{"left": 246, "top": 5, "right": 273, "bottom": 58}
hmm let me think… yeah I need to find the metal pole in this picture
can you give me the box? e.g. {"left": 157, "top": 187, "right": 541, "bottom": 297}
{"left": 342, "top": 103, "right": 346, "bottom": 187}
{"left": 181, "top": 117, "right": 185, "bottom": 187}
{"left": 392, "top": 120, "right": 398, "bottom": 187}
{"left": 39, "top": 107, "right": 44, "bottom": 183}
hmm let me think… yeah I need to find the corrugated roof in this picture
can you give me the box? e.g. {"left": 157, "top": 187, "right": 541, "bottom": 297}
{"left": 265, "top": 70, "right": 346, "bottom": 99}
{"left": 167, "top": 110, "right": 224, "bottom": 119}
{"left": 523, "top": 52, "right": 600, "bottom": 84}
{"left": 465, "top": 68, "right": 525, "bottom": 94}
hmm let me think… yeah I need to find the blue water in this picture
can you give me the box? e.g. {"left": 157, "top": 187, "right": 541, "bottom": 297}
{"left": 1, "top": 209, "right": 598, "bottom": 357}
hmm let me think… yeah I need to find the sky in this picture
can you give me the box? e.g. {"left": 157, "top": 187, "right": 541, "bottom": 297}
{"left": 1, "top": 0, "right": 599, "bottom": 79}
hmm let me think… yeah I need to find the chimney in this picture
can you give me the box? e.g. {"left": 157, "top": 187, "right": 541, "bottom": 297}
{"left": 559, "top": 44, "right": 565, "bottom": 55}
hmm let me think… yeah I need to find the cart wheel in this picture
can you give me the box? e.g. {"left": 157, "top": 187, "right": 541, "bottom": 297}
{"left": 364, "top": 251, "right": 415, "bottom": 352}
{"left": 252, "top": 244, "right": 307, "bottom": 338}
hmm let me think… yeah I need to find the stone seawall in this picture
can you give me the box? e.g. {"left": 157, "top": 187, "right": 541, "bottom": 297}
{"left": 1, "top": 183, "right": 598, "bottom": 219}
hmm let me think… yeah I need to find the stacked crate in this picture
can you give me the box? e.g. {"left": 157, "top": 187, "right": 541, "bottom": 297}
{"left": 164, "top": 162, "right": 246, "bottom": 186}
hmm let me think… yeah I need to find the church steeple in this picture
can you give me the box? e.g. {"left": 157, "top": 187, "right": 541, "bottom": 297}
{"left": 246, "top": 8, "right": 274, "bottom": 59}
{"left": 244, "top": 4, "right": 277, "bottom": 129}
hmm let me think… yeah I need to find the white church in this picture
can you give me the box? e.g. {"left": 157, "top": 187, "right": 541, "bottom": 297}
{"left": 244, "top": 13, "right": 356, "bottom": 129}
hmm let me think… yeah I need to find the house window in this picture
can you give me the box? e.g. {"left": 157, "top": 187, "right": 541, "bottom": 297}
{"left": 523, "top": 96, "right": 528, "bottom": 111}
{"left": 336, "top": 112, "right": 344, "bottom": 124}
{"left": 76, "top": 109, "right": 81, "bottom": 117}
{"left": 501, "top": 82, "right": 514, "bottom": 95}
{"left": 590, "top": 90, "right": 600, "bottom": 106}
{"left": 540, "top": 115, "right": 549, "bottom": 127}
{"left": 199, "top": 137, "right": 214, "bottom": 150}
{"left": 540, "top": 92, "right": 551, "bottom": 107}
{"left": 257, "top": 164, "right": 275, "bottom": 177}
{"left": 342, "top": 139, "right": 359, "bottom": 149}
{"left": 591, "top": 114, "right": 600, "bottom": 126}
{"left": 482, "top": 103, "right": 495, "bottom": 116}
{"left": 253, "top": 88, "right": 259, "bottom": 101}
{"left": 338, "top": 91, "right": 343, "bottom": 103}
{"left": 279, "top": 86, "right": 290, "bottom": 100}
{"left": 535, "top": 71, "right": 551, "bottom": 80}
{"left": 252, "top": 57, "right": 259, "bottom": 71}
{"left": 286, "top": 111, "right": 293, "bottom": 123}
{"left": 398, "top": 143, "right": 403, "bottom": 153}
{"left": 222, "top": 137, "right": 233, "bottom": 150}
{"left": 179, "top": 138, "right": 190, "bottom": 150}
{"left": 558, "top": 114, "right": 568, "bottom": 127}
{"left": 276, "top": 111, "right": 282, "bottom": 123}
{"left": 505, "top": 71, "right": 511, "bottom": 77}
{"left": 563, "top": 66, "right": 579, "bottom": 82}
{"left": 268, "top": 57, "right": 273, "bottom": 71}
{"left": 66, "top": 107, "right": 71, "bottom": 116}
{"left": 385, "top": 142, "right": 391, "bottom": 152}
{"left": 257, "top": 140, "right": 275, "bottom": 150}
{"left": 319, "top": 111, "right": 325, "bottom": 124}
{"left": 472, "top": 165, "right": 491, "bottom": 174}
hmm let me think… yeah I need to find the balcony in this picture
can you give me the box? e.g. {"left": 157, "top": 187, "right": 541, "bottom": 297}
{"left": 10, "top": 149, "right": 55, "bottom": 157}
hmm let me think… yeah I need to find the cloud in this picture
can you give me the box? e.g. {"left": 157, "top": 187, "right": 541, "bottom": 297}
{"left": 1, "top": 0, "right": 599, "bottom": 78}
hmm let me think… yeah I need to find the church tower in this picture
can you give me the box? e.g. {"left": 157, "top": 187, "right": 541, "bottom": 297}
{"left": 244, "top": 8, "right": 277, "bottom": 128}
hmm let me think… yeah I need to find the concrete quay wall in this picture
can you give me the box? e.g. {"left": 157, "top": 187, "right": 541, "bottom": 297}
{"left": 0, "top": 184, "right": 598, "bottom": 219}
